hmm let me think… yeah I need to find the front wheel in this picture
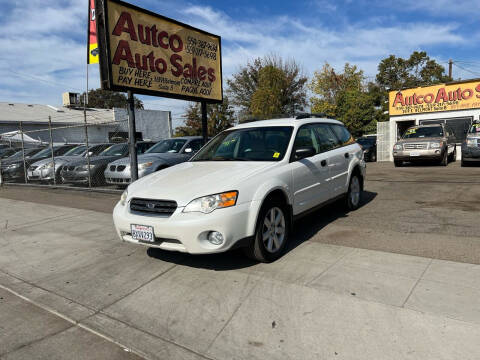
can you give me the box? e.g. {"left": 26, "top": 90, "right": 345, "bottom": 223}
{"left": 245, "top": 199, "right": 290, "bottom": 263}
{"left": 346, "top": 174, "right": 362, "bottom": 211}
{"left": 440, "top": 150, "right": 448, "bottom": 166}
{"left": 394, "top": 160, "right": 402, "bottom": 167}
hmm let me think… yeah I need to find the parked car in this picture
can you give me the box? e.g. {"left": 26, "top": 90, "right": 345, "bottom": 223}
{"left": 1, "top": 145, "right": 76, "bottom": 182}
{"left": 357, "top": 136, "right": 377, "bottom": 162}
{"left": 27, "top": 143, "right": 112, "bottom": 183}
{"left": 61, "top": 141, "right": 155, "bottom": 186}
{"left": 104, "top": 137, "right": 206, "bottom": 186}
{"left": 0, "top": 147, "right": 17, "bottom": 159}
{"left": 392, "top": 124, "right": 456, "bottom": 167}
{"left": 113, "top": 115, "right": 366, "bottom": 262}
{"left": 462, "top": 121, "right": 480, "bottom": 166}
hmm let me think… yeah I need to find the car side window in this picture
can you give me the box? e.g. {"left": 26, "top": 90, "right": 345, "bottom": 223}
{"left": 187, "top": 140, "right": 203, "bottom": 153}
{"left": 293, "top": 125, "right": 320, "bottom": 154}
{"left": 329, "top": 124, "right": 354, "bottom": 146}
{"left": 312, "top": 124, "right": 341, "bottom": 153}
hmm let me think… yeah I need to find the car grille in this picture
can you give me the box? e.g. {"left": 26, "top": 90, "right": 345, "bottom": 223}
{"left": 110, "top": 165, "right": 116, "bottom": 171}
{"left": 66, "top": 166, "right": 75, "bottom": 171}
{"left": 130, "top": 198, "right": 177, "bottom": 216}
{"left": 117, "top": 165, "right": 126, "bottom": 171}
{"left": 29, "top": 166, "right": 38, "bottom": 171}
{"left": 106, "top": 177, "right": 130, "bottom": 184}
{"left": 404, "top": 143, "right": 428, "bottom": 150}
{"left": 109, "top": 165, "right": 127, "bottom": 172}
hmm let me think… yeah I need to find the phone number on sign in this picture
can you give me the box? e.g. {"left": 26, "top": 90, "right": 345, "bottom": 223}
{"left": 186, "top": 36, "right": 218, "bottom": 60}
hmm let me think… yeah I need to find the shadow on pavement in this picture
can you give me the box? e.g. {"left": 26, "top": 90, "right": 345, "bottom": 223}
{"left": 147, "top": 190, "right": 377, "bottom": 271}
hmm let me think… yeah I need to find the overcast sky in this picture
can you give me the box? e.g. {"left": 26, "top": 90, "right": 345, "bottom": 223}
{"left": 0, "top": 0, "right": 479, "bottom": 127}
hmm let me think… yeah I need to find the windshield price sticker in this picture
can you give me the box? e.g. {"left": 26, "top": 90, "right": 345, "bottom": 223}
{"left": 273, "top": 152, "right": 280, "bottom": 158}
{"left": 405, "top": 128, "right": 417, "bottom": 135}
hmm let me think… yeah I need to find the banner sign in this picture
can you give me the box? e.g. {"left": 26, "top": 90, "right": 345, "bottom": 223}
{"left": 88, "top": 0, "right": 99, "bottom": 64}
{"left": 95, "top": 0, "right": 223, "bottom": 102}
{"left": 389, "top": 80, "right": 480, "bottom": 116}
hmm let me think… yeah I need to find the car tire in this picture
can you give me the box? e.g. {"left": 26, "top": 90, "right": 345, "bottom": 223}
{"left": 371, "top": 152, "right": 376, "bottom": 162}
{"left": 461, "top": 157, "right": 468, "bottom": 167}
{"left": 440, "top": 150, "right": 448, "bottom": 166}
{"left": 346, "top": 174, "right": 362, "bottom": 211}
{"left": 394, "top": 160, "right": 402, "bottom": 167}
{"left": 448, "top": 146, "right": 456, "bottom": 162}
{"left": 244, "top": 198, "right": 290, "bottom": 263}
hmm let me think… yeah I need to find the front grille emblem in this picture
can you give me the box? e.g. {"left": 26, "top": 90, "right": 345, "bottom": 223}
{"left": 146, "top": 203, "right": 156, "bottom": 209}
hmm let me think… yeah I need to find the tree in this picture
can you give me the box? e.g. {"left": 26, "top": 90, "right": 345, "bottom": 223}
{"left": 376, "top": 51, "right": 451, "bottom": 91}
{"left": 227, "top": 55, "right": 307, "bottom": 119}
{"left": 336, "top": 89, "right": 377, "bottom": 137}
{"left": 82, "top": 88, "right": 144, "bottom": 109}
{"left": 250, "top": 65, "right": 288, "bottom": 119}
{"left": 174, "top": 97, "right": 236, "bottom": 137}
{"left": 309, "top": 63, "right": 365, "bottom": 117}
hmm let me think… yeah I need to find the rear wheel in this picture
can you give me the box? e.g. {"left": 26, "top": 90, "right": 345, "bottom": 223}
{"left": 245, "top": 198, "right": 289, "bottom": 263}
{"left": 394, "top": 160, "right": 403, "bottom": 167}
{"left": 346, "top": 174, "right": 362, "bottom": 211}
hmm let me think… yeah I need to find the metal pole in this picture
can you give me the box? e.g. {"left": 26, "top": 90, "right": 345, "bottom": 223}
{"left": 448, "top": 59, "right": 453, "bottom": 79}
{"left": 19, "top": 122, "right": 27, "bottom": 183}
{"left": 201, "top": 101, "right": 208, "bottom": 144}
{"left": 48, "top": 116, "right": 56, "bottom": 185}
{"left": 83, "top": 95, "right": 92, "bottom": 188}
{"left": 127, "top": 91, "right": 138, "bottom": 182}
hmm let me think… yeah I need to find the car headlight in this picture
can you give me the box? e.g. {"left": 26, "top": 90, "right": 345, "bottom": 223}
{"left": 81, "top": 164, "right": 96, "bottom": 170}
{"left": 43, "top": 162, "right": 55, "bottom": 169}
{"left": 120, "top": 189, "right": 128, "bottom": 206}
{"left": 466, "top": 139, "right": 477, "bottom": 147}
{"left": 393, "top": 144, "right": 402, "bottom": 151}
{"left": 138, "top": 162, "right": 153, "bottom": 170}
{"left": 430, "top": 142, "right": 443, "bottom": 149}
{"left": 7, "top": 163, "right": 20, "bottom": 169}
{"left": 183, "top": 191, "right": 238, "bottom": 214}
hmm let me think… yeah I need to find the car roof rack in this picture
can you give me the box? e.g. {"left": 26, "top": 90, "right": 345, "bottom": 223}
{"left": 295, "top": 113, "right": 335, "bottom": 120}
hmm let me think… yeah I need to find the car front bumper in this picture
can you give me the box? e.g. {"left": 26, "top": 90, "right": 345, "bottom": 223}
{"left": 61, "top": 170, "right": 90, "bottom": 184}
{"left": 104, "top": 167, "right": 151, "bottom": 185}
{"left": 27, "top": 168, "right": 54, "bottom": 181}
{"left": 462, "top": 145, "right": 480, "bottom": 161}
{"left": 113, "top": 200, "right": 255, "bottom": 254}
{"left": 393, "top": 149, "right": 443, "bottom": 161}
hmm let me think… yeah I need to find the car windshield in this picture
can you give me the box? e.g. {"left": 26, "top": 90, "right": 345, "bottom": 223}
{"left": 88, "top": 144, "right": 111, "bottom": 156}
{"left": 192, "top": 127, "right": 293, "bottom": 162}
{"left": 7, "top": 148, "right": 40, "bottom": 160}
{"left": 30, "top": 147, "right": 56, "bottom": 159}
{"left": 63, "top": 146, "right": 86, "bottom": 156}
{"left": 403, "top": 126, "right": 443, "bottom": 139}
{"left": 99, "top": 143, "right": 128, "bottom": 156}
{"left": 468, "top": 123, "right": 480, "bottom": 134}
{"left": 357, "top": 138, "right": 375, "bottom": 145}
{"left": 146, "top": 139, "right": 187, "bottom": 154}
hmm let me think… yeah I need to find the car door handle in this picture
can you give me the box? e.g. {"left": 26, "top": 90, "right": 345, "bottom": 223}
{"left": 344, "top": 153, "right": 349, "bottom": 159}
{"left": 321, "top": 160, "right": 327, "bottom": 167}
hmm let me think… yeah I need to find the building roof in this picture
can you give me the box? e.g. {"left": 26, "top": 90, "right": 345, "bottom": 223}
{"left": 0, "top": 102, "right": 114, "bottom": 125}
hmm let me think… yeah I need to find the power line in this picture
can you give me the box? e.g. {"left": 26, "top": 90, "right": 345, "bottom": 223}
{"left": 453, "top": 63, "right": 480, "bottom": 78}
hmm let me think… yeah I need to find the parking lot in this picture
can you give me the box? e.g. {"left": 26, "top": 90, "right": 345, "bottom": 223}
{"left": 1, "top": 161, "right": 479, "bottom": 359}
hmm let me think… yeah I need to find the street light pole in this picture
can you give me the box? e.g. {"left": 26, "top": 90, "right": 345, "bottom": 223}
{"left": 127, "top": 91, "right": 138, "bottom": 182}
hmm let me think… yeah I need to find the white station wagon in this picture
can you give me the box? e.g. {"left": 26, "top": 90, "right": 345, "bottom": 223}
{"left": 113, "top": 115, "right": 366, "bottom": 262}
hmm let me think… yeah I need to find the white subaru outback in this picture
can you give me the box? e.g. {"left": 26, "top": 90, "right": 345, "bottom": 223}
{"left": 113, "top": 115, "right": 366, "bottom": 262}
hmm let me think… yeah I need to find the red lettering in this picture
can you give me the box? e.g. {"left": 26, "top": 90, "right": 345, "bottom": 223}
{"left": 112, "top": 12, "right": 138, "bottom": 41}
{"left": 170, "top": 54, "right": 183, "bottom": 77}
{"left": 155, "top": 58, "right": 167, "bottom": 74}
{"left": 462, "top": 88, "right": 473, "bottom": 100}
{"left": 435, "top": 88, "right": 448, "bottom": 103}
{"left": 112, "top": 40, "right": 135, "bottom": 68}
{"left": 138, "top": 25, "right": 151, "bottom": 45}
{"left": 424, "top": 93, "right": 434, "bottom": 103}
{"left": 417, "top": 95, "right": 424, "bottom": 104}
{"left": 135, "top": 53, "right": 148, "bottom": 70}
{"left": 476, "top": 84, "right": 480, "bottom": 98}
{"left": 183, "top": 64, "right": 193, "bottom": 78}
{"left": 151, "top": 25, "right": 158, "bottom": 47}
{"left": 146, "top": 51, "right": 155, "bottom": 72}
{"left": 169, "top": 34, "right": 183, "bottom": 52}
{"left": 448, "top": 91, "right": 457, "bottom": 101}
{"left": 158, "top": 31, "right": 169, "bottom": 49}
{"left": 208, "top": 68, "right": 216, "bottom": 82}
{"left": 393, "top": 93, "right": 404, "bottom": 107}
{"left": 198, "top": 66, "right": 207, "bottom": 81}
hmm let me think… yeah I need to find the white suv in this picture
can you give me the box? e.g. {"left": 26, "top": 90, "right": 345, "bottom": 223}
{"left": 113, "top": 115, "right": 366, "bottom": 262}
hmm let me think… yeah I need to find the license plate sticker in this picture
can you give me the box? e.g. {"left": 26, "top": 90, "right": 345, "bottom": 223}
{"left": 410, "top": 151, "right": 420, "bottom": 157}
{"left": 131, "top": 224, "right": 155, "bottom": 243}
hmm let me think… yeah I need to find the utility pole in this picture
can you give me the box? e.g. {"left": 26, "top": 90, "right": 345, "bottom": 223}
{"left": 201, "top": 101, "right": 208, "bottom": 144}
{"left": 448, "top": 59, "right": 453, "bottom": 79}
{"left": 127, "top": 91, "right": 138, "bottom": 182}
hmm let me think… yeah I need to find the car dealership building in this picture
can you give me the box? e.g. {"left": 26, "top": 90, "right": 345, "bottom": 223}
{"left": 377, "top": 78, "right": 480, "bottom": 161}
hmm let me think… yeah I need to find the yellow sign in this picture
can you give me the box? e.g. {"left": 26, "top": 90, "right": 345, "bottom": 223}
{"left": 98, "top": 0, "right": 222, "bottom": 102}
{"left": 389, "top": 80, "right": 480, "bottom": 116}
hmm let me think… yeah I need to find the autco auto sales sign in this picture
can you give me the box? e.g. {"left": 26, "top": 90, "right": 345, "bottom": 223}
{"left": 389, "top": 80, "right": 480, "bottom": 116}
{"left": 96, "top": 0, "right": 223, "bottom": 102}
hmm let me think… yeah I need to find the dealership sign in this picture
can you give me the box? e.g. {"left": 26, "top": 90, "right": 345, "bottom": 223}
{"left": 95, "top": 0, "right": 223, "bottom": 102}
{"left": 389, "top": 80, "right": 480, "bottom": 116}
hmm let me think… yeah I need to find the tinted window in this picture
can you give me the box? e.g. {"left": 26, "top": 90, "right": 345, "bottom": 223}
{"left": 469, "top": 123, "right": 480, "bottom": 134}
{"left": 137, "top": 142, "right": 154, "bottom": 154}
{"left": 54, "top": 146, "right": 76, "bottom": 156}
{"left": 293, "top": 125, "right": 320, "bottom": 154}
{"left": 146, "top": 139, "right": 187, "bottom": 154}
{"left": 99, "top": 144, "right": 128, "bottom": 156}
{"left": 313, "top": 124, "right": 342, "bottom": 152}
{"left": 330, "top": 124, "right": 354, "bottom": 145}
{"left": 63, "top": 146, "right": 87, "bottom": 156}
{"left": 89, "top": 144, "right": 111, "bottom": 156}
{"left": 187, "top": 140, "right": 204, "bottom": 152}
{"left": 403, "top": 126, "right": 443, "bottom": 138}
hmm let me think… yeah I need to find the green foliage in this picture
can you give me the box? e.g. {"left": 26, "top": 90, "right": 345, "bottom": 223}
{"left": 82, "top": 88, "right": 143, "bottom": 109}
{"left": 336, "top": 89, "right": 377, "bottom": 137}
{"left": 227, "top": 55, "right": 307, "bottom": 119}
{"left": 174, "top": 97, "right": 235, "bottom": 137}
{"left": 376, "top": 51, "right": 451, "bottom": 91}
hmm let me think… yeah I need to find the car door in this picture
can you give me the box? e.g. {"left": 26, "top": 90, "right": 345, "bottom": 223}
{"left": 327, "top": 124, "right": 357, "bottom": 196}
{"left": 290, "top": 124, "right": 332, "bottom": 215}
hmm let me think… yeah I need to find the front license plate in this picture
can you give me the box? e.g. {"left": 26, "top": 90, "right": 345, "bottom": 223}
{"left": 410, "top": 151, "right": 420, "bottom": 157}
{"left": 131, "top": 224, "right": 155, "bottom": 243}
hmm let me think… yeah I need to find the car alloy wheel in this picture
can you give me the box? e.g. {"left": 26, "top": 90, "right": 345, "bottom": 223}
{"left": 262, "top": 206, "right": 286, "bottom": 253}
{"left": 349, "top": 176, "right": 361, "bottom": 208}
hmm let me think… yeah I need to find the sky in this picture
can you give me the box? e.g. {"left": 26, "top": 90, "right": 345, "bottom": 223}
{"left": 0, "top": 0, "right": 480, "bottom": 127}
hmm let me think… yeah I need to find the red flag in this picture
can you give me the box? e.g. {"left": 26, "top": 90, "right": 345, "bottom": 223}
{"left": 87, "top": 0, "right": 99, "bottom": 64}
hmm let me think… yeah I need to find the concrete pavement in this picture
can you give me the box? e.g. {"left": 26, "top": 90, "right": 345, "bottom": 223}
{"left": 1, "top": 194, "right": 480, "bottom": 359}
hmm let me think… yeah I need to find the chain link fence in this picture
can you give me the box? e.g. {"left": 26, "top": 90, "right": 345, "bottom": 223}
{"left": 0, "top": 116, "right": 140, "bottom": 191}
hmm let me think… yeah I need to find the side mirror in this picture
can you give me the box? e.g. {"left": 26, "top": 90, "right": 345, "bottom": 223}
{"left": 184, "top": 148, "right": 193, "bottom": 154}
{"left": 294, "top": 147, "right": 316, "bottom": 160}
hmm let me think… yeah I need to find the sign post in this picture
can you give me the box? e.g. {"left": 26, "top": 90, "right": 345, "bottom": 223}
{"left": 127, "top": 90, "right": 138, "bottom": 181}
{"left": 201, "top": 101, "right": 208, "bottom": 144}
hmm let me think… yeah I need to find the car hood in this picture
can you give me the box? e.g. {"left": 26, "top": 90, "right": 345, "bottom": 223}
{"left": 109, "top": 153, "right": 183, "bottom": 166}
{"left": 30, "top": 156, "right": 83, "bottom": 168}
{"left": 128, "top": 161, "right": 276, "bottom": 206}
{"left": 68, "top": 155, "right": 124, "bottom": 167}
{"left": 397, "top": 137, "right": 444, "bottom": 144}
